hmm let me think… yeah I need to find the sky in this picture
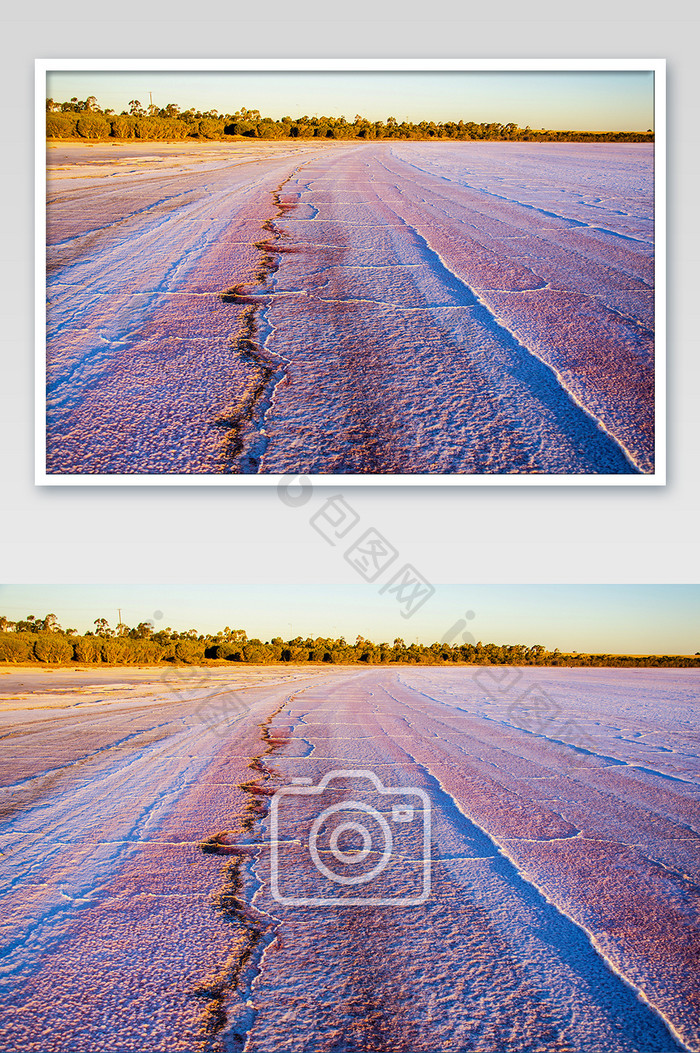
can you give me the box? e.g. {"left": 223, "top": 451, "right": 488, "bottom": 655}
{"left": 0, "top": 585, "right": 696, "bottom": 654}
{"left": 45, "top": 70, "right": 655, "bottom": 132}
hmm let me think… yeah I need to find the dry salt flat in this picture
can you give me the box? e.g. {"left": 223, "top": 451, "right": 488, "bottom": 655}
{"left": 45, "top": 140, "right": 654, "bottom": 476}
{"left": 0, "top": 666, "right": 696, "bottom": 1052}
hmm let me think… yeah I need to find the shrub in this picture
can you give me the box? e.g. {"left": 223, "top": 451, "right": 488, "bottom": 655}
{"left": 34, "top": 633, "right": 73, "bottom": 663}
{"left": 110, "top": 115, "right": 135, "bottom": 139}
{"left": 73, "top": 637, "right": 101, "bottom": 663}
{"left": 143, "top": 117, "right": 174, "bottom": 140}
{"left": 101, "top": 638, "right": 131, "bottom": 664}
{"left": 224, "top": 120, "right": 257, "bottom": 138}
{"left": 46, "top": 113, "right": 79, "bottom": 138}
{"left": 0, "top": 633, "right": 33, "bottom": 662}
{"left": 164, "top": 119, "right": 188, "bottom": 140}
{"left": 174, "top": 639, "right": 205, "bottom": 664}
{"left": 129, "top": 639, "right": 164, "bottom": 664}
{"left": 198, "top": 118, "right": 225, "bottom": 139}
{"left": 76, "top": 115, "right": 111, "bottom": 139}
{"left": 258, "top": 121, "right": 284, "bottom": 140}
{"left": 212, "top": 643, "right": 242, "bottom": 661}
{"left": 243, "top": 644, "right": 273, "bottom": 664}
{"left": 134, "top": 118, "right": 154, "bottom": 140}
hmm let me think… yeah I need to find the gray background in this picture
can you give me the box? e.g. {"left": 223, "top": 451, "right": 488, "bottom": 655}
{"left": 3, "top": 2, "right": 698, "bottom": 586}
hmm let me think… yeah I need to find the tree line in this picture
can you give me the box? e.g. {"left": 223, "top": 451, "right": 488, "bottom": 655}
{"left": 46, "top": 98, "right": 654, "bottom": 144}
{"left": 0, "top": 614, "right": 695, "bottom": 667}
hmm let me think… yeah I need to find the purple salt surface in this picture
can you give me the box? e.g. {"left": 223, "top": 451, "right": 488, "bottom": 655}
{"left": 0, "top": 666, "right": 695, "bottom": 1052}
{"left": 46, "top": 142, "right": 327, "bottom": 474}
{"left": 45, "top": 141, "right": 655, "bottom": 476}
{"left": 0, "top": 666, "right": 322, "bottom": 1051}
{"left": 261, "top": 143, "right": 654, "bottom": 474}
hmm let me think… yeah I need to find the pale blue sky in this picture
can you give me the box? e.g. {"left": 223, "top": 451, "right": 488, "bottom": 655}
{"left": 0, "top": 585, "right": 696, "bottom": 653}
{"left": 45, "top": 70, "right": 654, "bottom": 131}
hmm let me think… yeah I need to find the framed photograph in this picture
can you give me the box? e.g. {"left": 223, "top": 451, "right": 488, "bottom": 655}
{"left": 36, "top": 59, "right": 665, "bottom": 485}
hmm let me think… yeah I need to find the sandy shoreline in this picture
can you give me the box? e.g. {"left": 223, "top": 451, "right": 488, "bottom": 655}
{"left": 45, "top": 136, "right": 344, "bottom": 165}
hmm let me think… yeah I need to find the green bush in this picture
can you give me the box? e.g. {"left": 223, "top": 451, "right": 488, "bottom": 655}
{"left": 130, "top": 116, "right": 184, "bottom": 141}
{"left": 72, "top": 637, "right": 101, "bottom": 663}
{"left": 129, "top": 640, "right": 165, "bottom": 664}
{"left": 164, "top": 119, "right": 189, "bottom": 140}
{"left": 198, "top": 118, "right": 225, "bottom": 139}
{"left": 34, "top": 633, "right": 73, "bottom": 663}
{"left": 243, "top": 644, "right": 273, "bottom": 663}
{"left": 76, "top": 115, "right": 111, "bottom": 140}
{"left": 134, "top": 118, "right": 154, "bottom": 140}
{"left": 174, "top": 639, "right": 205, "bottom": 664}
{"left": 71, "top": 636, "right": 164, "bottom": 664}
{"left": 224, "top": 120, "right": 257, "bottom": 137}
{"left": 111, "top": 115, "right": 136, "bottom": 139}
{"left": 100, "top": 638, "right": 131, "bottom": 664}
{"left": 0, "top": 633, "right": 33, "bottom": 662}
{"left": 212, "top": 643, "right": 242, "bottom": 661}
{"left": 258, "top": 121, "right": 284, "bottom": 140}
{"left": 46, "top": 113, "right": 79, "bottom": 138}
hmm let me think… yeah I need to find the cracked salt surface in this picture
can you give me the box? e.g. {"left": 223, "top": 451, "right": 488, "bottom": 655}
{"left": 0, "top": 666, "right": 696, "bottom": 1051}
{"left": 45, "top": 141, "right": 655, "bottom": 476}
{"left": 249, "top": 669, "right": 697, "bottom": 1053}
{"left": 0, "top": 666, "right": 322, "bottom": 1051}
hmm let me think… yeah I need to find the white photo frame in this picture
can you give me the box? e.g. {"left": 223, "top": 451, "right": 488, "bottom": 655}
{"left": 36, "top": 58, "right": 666, "bottom": 486}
